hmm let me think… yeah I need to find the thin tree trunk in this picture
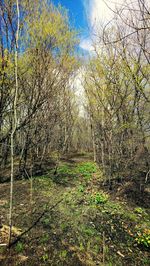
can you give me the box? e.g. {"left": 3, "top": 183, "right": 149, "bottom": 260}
{"left": 9, "top": 0, "right": 20, "bottom": 245}
{"left": 101, "top": 87, "right": 105, "bottom": 182}
{"left": 91, "top": 123, "right": 96, "bottom": 162}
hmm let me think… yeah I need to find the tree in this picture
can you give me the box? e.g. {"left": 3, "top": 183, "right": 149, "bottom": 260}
{"left": 9, "top": 0, "right": 20, "bottom": 244}
{"left": 84, "top": 1, "right": 150, "bottom": 185}
{"left": 0, "top": 0, "right": 79, "bottom": 182}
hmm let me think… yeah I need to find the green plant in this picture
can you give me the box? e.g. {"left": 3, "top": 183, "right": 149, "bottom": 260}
{"left": 58, "top": 164, "right": 72, "bottom": 174}
{"left": 76, "top": 162, "right": 97, "bottom": 180}
{"left": 134, "top": 207, "right": 144, "bottom": 214}
{"left": 90, "top": 192, "right": 108, "bottom": 204}
{"left": 93, "top": 244, "right": 99, "bottom": 254}
{"left": 60, "top": 222, "right": 69, "bottom": 231}
{"left": 106, "top": 262, "right": 113, "bottom": 266}
{"left": 82, "top": 226, "right": 96, "bottom": 236}
{"left": 79, "top": 242, "right": 84, "bottom": 251}
{"left": 40, "top": 234, "right": 49, "bottom": 244}
{"left": 84, "top": 172, "right": 92, "bottom": 180}
{"left": 15, "top": 242, "right": 24, "bottom": 253}
{"left": 142, "top": 257, "right": 150, "bottom": 265}
{"left": 0, "top": 247, "right": 5, "bottom": 254}
{"left": 43, "top": 218, "right": 50, "bottom": 226}
{"left": 135, "top": 229, "right": 150, "bottom": 248}
{"left": 78, "top": 185, "right": 84, "bottom": 192}
{"left": 42, "top": 253, "right": 49, "bottom": 262}
{"left": 60, "top": 250, "right": 67, "bottom": 258}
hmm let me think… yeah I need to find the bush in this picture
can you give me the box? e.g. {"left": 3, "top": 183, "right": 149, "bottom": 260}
{"left": 135, "top": 229, "right": 150, "bottom": 248}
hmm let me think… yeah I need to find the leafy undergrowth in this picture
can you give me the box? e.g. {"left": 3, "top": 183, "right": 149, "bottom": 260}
{"left": 0, "top": 157, "right": 150, "bottom": 265}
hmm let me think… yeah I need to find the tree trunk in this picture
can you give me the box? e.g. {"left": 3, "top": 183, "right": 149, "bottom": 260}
{"left": 9, "top": 0, "right": 20, "bottom": 245}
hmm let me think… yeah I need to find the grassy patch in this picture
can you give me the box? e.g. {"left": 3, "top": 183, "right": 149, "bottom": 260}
{"left": 57, "top": 164, "right": 73, "bottom": 175}
{"left": 75, "top": 161, "right": 98, "bottom": 180}
{"left": 15, "top": 242, "right": 24, "bottom": 253}
{"left": 0, "top": 156, "right": 150, "bottom": 266}
{"left": 90, "top": 192, "right": 109, "bottom": 204}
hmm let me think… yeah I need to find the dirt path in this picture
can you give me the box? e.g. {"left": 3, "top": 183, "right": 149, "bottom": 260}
{"left": 0, "top": 156, "right": 150, "bottom": 265}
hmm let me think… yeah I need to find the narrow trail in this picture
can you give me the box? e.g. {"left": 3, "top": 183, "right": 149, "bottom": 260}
{"left": 0, "top": 155, "right": 150, "bottom": 265}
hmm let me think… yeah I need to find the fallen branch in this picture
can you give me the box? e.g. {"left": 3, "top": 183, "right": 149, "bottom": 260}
{"left": 145, "top": 170, "right": 150, "bottom": 183}
{"left": 8, "top": 198, "right": 63, "bottom": 248}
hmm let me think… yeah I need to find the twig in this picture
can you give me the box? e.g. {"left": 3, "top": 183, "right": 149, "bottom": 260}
{"left": 0, "top": 243, "right": 7, "bottom": 246}
{"left": 103, "top": 231, "right": 105, "bottom": 265}
{"left": 145, "top": 170, "right": 150, "bottom": 183}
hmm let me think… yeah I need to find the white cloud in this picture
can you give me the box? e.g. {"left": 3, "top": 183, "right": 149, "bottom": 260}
{"left": 71, "top": 68, "right": 87, "bottom": 116}
{"left": 90, "top": 0, "right": 113, "bottom": 26}
{"left": 80, "top": 38, "right": 94, "bottom": 52}
{"left": 80, "top": 0, "right": 123, "bottom": 51}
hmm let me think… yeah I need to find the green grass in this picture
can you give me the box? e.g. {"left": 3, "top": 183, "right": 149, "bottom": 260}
{"left": 57, "top": 164, "right": 73, "bottom": 175}
{"left": 15, "top": 242, "right": 24, "bottom": 253}
{"left": 90, "top": 192, "right": 109, "bottom": 204}
{"left": 40, "top": 234, "right": 49, "bottom": 244}
{"left": 74, "top": 161, "right": 98, "bottom": 180}
{"left": 75, "top": 162, "right": 97, "bottom": 174}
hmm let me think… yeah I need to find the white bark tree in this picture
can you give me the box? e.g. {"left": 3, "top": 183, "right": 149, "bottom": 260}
{"left": 9, "top": 0, "right": 20, "bottom": 245}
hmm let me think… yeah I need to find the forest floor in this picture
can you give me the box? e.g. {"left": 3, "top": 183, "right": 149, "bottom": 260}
{"left": 0, "top": 154, "right": 150, "bottom": 266}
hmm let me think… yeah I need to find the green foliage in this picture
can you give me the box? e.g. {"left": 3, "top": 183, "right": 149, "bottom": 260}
{"left": 78, "top": 184, "right": 85, "bottom": 192}
{"left": 60, "top": 222, "right": 69, "bottom": 231}
{"left": 25, "top": 1, "right": 79, "bottom": 53}
{"left": 57, "top": 164, "right": 73, "bottom": 174}
{"left": 106, "top": 263, "right": 113, "bottom": 266}
{"left": 93, "top": 244, "right": 99, "bottom": 254}
{"left": 79, "top": 242, "right": 84, "bottom": 251}
{"left": 15, "top": 242, "right": 24, "bottom": 253}
{"left": 142, "top": 257, "right": 150, "bottom": 265}
{"left": 40, "top": 234, "right": 49, "bottom": 244}
{"left": 135, "top": 229, "right": 150, "bottom": 248}
{"left": 42, "top": 253, "right": 49, "bottom": 262}
{"left": 43, "top": 218, "right": 51, "bottom": 226}
{"left": 60, "top": 250, "right": 67, "bottom": 258}
{"left": 134, "top": 207, "right": 145, "bottom": 214}
{"left": 104, "top": 201, "right": 124, "bottom": 215}
{"left": 82, "top": 226, "right": 96, "bottom": 237}
{"left": 76, "top": 162, "right": 97, "bottom": 180}
{"left": 90, "top": 192, "right": 108, "bottom": 204}
{"left": 77, "top": 162, "right": 97, "bottom": 174}
{"left": 0, "top": 247, "right": 5, "bottom": 254}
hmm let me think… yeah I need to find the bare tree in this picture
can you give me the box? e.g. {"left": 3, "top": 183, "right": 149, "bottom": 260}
{"left": 9, "top": 0, "right": 20, "bottom": 244}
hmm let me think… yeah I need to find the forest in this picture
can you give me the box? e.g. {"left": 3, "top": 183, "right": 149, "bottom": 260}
{"left": 0, "top": 0, "right": 150, "bottom": 265}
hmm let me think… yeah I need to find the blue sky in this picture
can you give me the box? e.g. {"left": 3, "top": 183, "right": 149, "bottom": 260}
{"left": 53, "top": 0, "right": 119, "bottom": 52}
{"left": 53, "top": 0, "right": 87, "bottom": 31}
{"left": 53, "top": 0, "right": 90, "bottom": 50}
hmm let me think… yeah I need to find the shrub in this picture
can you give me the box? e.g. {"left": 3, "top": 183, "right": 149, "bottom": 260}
{"left": 135, "top": 229, "right": 150, "bottom": 248}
